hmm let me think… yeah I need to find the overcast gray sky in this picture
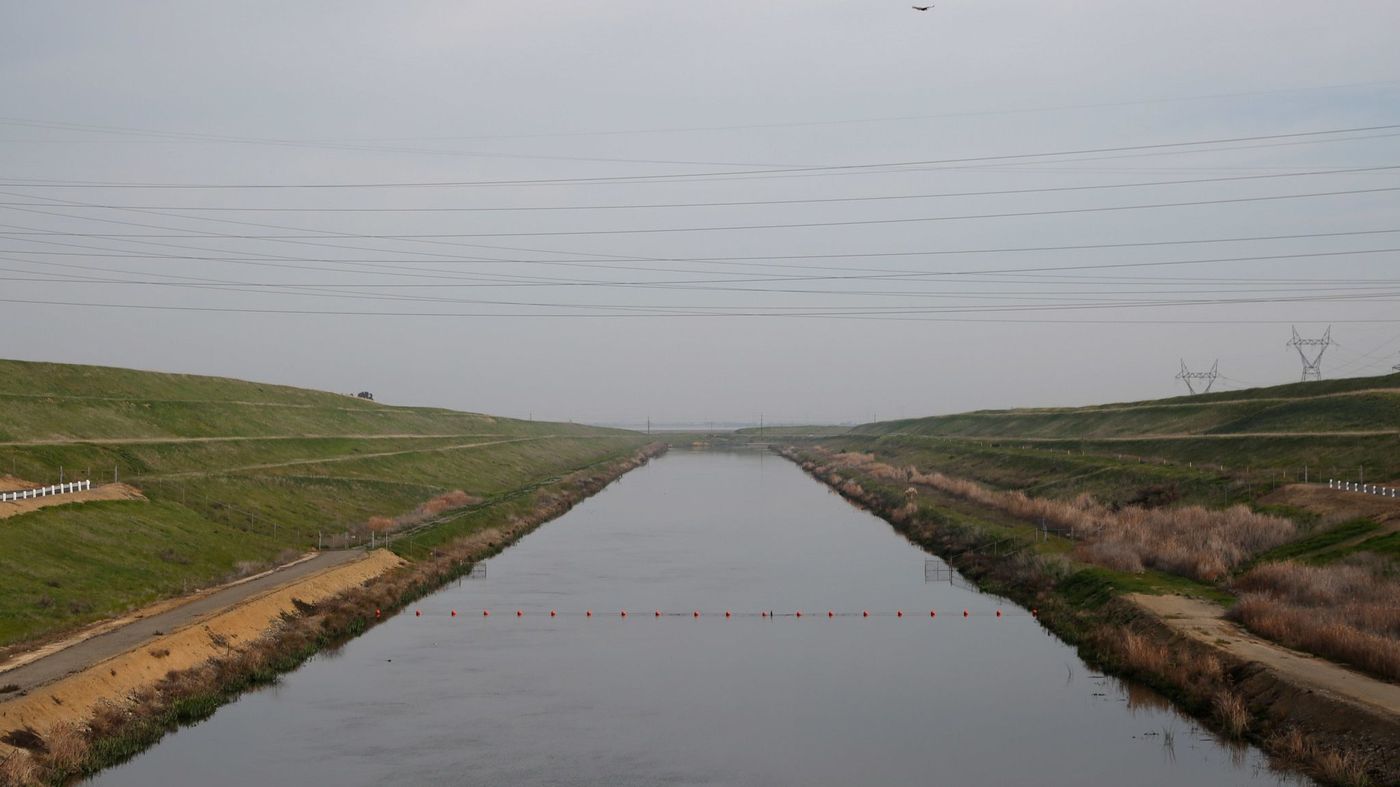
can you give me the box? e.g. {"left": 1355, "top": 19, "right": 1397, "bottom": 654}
{"left": 3, "top": 1, "right": 1400, "bottom": 426}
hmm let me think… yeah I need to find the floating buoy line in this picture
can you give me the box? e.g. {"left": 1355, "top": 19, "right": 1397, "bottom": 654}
{"left": 406, "top": 607, "right": 1037, "bottom": 619}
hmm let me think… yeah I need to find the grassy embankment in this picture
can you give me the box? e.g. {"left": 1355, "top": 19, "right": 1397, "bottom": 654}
{"left": 0, "top": 359, "right": 649, "bottom": 650}
{"left": 1, "top": 441, "right": 665, "bottom": 786}
{"left": 766, "top": 373, "right": 1400, "bottom": 786}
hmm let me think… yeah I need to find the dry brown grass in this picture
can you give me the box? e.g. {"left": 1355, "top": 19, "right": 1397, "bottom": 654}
{"left": 1231, "top": 559, "right": 1400, "bottom": 681}
{"left": 366, "top": 490, "right": 483, "bottom": 534}
{"left": 1120, "top": 631, "right": 1170, "bottom": 674}
{"left": 1268, "top": 726, "right": 1374, "bottom": 787}
{"left": 0, "top": 749, "right": 40, "bottom": 787}
{"left": 1315, "top": 749, "right": 1374, "bottom": 787}
{"left": 810, "top": 447, "right": 1295, "bottom": 582}
{"left": 35, "top": 721, "right": 87, "bottom": 776}
{"left": 1212, "top": 691, "right": 1249, "bottom": 738}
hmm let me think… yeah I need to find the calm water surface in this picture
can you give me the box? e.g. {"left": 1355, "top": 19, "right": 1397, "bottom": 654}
{"left": 92, "top": 451, "right": 1302, "bottom": 786}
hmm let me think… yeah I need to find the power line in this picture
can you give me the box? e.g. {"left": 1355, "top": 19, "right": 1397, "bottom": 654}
{"left": 6, "top": 185, "right": 1399, "bottom": 240}
{"left": 0, "top": 164, "right": 1394, "bottom": 213}
{"left": 4, "top": 297, "right": 1400, "bottom": 323}
{"left": 8, "top": 78, "right": 1398, "bottom": 144}
{"left": 5, "top": 226, "right": 1398, "bottom": 270}
{"left": 3, "top": 123, "right": 1398, "bottom": 189}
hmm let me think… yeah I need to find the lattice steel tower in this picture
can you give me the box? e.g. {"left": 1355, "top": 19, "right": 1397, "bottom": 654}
{"left": 1176, "top": 359, "right": 1219, "bottom": 395}
{"left": 1287, "top": 326, "right": 1333, "bottom": 382}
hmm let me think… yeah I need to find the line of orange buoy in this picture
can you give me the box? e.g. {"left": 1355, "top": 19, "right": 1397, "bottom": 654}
{"left": 413, "top": 609, "right": 1022, "bottom": 618}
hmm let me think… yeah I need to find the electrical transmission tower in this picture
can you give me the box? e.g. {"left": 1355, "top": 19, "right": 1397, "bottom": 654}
{"left": 1176, "top": 359, "right": 1219, "bottom": 395}
{"left": 1287, "top": 326, "right": 1333, "bottom": 382}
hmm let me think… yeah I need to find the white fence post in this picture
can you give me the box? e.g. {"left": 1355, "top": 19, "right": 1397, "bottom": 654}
{"left": 1, "top": 480, "right": 98, "bottom": 504}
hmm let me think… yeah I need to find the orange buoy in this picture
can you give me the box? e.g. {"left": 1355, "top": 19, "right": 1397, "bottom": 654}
{"left": 621, "top": 610, "right": 628, "bottom": 617}
{"left": 996, "top": 609, "right": 1002, "bottom": 618}
{"left": 827, "top": 610, "right": 834, "bottom": 618}
{"left": 897, "top": 610, "right": 903, "bottom": 618}
{"left": 795, "top": 611, "right": 802, "bottom": 618}
{"left": 655, "top": 610, "right": 661, "bottom": 617}
{"left": 516, "top": 610, "right": 523, "bottom": 617}
{"left": 761, "top": 611, "right": 768, "bottom": 618}
{"left": 550, "top": 610, "right": 556, "bottom": 617}
{"left": 930, "top": 610, "right": 936, "bottom": 618}
{"left": 862, "top": 610, "right": 869, "bottom": 618}
{"left": 451, "top": 609, "right": 458, "bottom": 617}
{"left": 375, "top": 608, "right": 381, "bottom": 619}
{"left": 693, "top": 610, "right": 700, "bottom": 618}
{"left": 725, "top": 610, "right": 731, "bottom": 618}
{"left": 1031, "top": 608, "right": 1038, "bottom": 618}
{"left": 586, "top": 610, "right": 592, "bottom": 617}
{"left": 963, "top": 609, "right": 969, "bottom": 618}
{"left": 415, "top": 609, "right": 421, "bottom": 617}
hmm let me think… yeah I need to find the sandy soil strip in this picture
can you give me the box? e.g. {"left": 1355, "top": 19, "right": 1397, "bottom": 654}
{"left": 0, "top": 550, "right": 403, "bottom": 754}
{"left": 0, "top": 552, "right": 323, "bottom": 675}
{"left": 1129, "top": 593, "right": 1400, "bottom": 718}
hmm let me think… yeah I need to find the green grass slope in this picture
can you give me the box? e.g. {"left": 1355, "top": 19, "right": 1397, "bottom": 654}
{"left": 0, "top": 359, "right": 646, "bottom": 648}
{"left": 826, "top": 373, "right": 1400, "bottom": 493}
{"left": 857, "top": 372, "right": 1400, "bottom": 441}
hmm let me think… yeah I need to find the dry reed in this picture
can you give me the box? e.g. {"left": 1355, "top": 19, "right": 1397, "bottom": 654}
{"left": 810, "top": 447, "right": 1294, "bottom": 582}
{"left": 1231, "top": 559, "right": 1400, "bottom": 681}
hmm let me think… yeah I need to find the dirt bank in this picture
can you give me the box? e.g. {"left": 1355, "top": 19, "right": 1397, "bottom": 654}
{"left": 0, "top": 550, "right": 402, "bottom": 757}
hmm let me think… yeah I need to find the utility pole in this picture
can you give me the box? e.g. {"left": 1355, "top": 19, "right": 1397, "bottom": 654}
{"left": 1288, "top": 326, "right": 1334, "bottom": 382}
{"left": 1176, "top": 359, "right": 1219, "bottom": 395}
{"left": 646, "top": 416, "right": 651, "bottom": 435}
{"left": 759, "top": 413, "right": 764, "bottom": 440}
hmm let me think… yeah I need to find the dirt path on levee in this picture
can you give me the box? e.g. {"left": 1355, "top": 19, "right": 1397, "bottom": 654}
{"left": 0, "top": 549, "right": 402, "bottom": 756}
{"left": 1129, "top": 593, "right": 1400, "bottom": 719}
{"left": 0, "top": 433, "right": 502, "bottom": 447}
{"left": 148, "top": 435, "right": 549, "bottom": 478}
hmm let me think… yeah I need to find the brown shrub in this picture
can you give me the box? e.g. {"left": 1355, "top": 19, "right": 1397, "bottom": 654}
{"left": 0, "top": 749, "right": 40, "bottom": 786}
{"left": 1076, "top": 541, "right": 1144, "bottom": 574}
{"left": 818, "top": 449, "right": 1294, "bottom": 582}
{"left": 365, "top": 490, "right": 483, "bottom": 535}
{"left": 36, "top": 722, "right": 88, "bottom": 776}
{"left": 1230, "top": 560, "right": 1400, "bottom": 681}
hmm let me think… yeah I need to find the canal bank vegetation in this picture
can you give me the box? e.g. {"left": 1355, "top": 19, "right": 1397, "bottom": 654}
{"left": 0, "top": 442, "right": 666, "bottom": 786}
{"left": 775, "top": 373, "right": 1400, "bottom": 787}
{"left": 1230, "top": 560, "right": 1400, "bottom": 682}
{"left": 0, "top": 359, "right": 647, "bottom": 651}
{"left": 784, "top": 445, "right": 1395, "bottom": 786}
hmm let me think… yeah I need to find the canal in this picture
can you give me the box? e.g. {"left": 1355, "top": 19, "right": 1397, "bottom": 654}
{"left": 91, "top": 451, "right": 1300, "bottom": 786}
